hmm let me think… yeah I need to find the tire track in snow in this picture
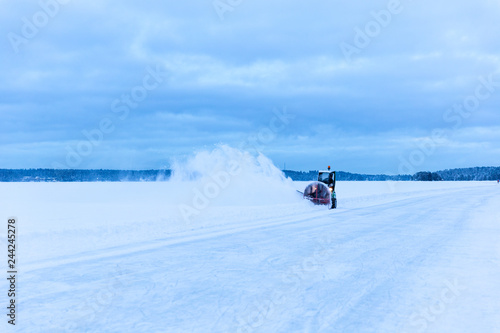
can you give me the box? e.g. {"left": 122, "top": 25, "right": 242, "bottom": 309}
{"left": 19, "top": 184, "right": 497, "bottom": 333}
{"left": 24, "top": 184, "right": 488, "bottom": 274}
{"left": 313, "top": 186, "right": 493, "bottom": 332}
{"left": 240, "top": 185, "right": 491, "bottom": 332}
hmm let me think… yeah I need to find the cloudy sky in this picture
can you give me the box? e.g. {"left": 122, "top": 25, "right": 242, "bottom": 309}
{"left": 1, "top": 0, "right": 499, "bottom": 174}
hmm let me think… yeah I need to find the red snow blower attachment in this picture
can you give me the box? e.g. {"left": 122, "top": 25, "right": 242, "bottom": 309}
{"left": 303, "top": 182, "right": 331, "bottom": 205}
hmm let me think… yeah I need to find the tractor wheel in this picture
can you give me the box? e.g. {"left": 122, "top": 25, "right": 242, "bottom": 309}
{"left": 331, "top": 199, "right": 337, "bottom": 209}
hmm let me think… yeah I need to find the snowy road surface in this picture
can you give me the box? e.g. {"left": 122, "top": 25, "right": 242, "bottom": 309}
{"left": 1, "top": 181, "right": 499, "bottom": 332}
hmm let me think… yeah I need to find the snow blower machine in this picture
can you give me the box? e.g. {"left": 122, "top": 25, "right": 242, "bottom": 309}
{"left": 303, "top": 166, "right": 337, "bottom": 209}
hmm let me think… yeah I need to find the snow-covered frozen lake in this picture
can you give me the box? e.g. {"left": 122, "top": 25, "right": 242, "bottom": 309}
{"left": 1, "top": 178, "right": 500, "bottom": 332}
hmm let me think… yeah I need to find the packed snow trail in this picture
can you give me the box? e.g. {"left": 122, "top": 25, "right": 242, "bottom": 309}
{"left": 1, "top": 181, "right": 499, "bottom": 332}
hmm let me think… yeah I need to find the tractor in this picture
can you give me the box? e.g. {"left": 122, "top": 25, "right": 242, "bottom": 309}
{"left": 303, "top": 166, "right": 337, "bottom": 209}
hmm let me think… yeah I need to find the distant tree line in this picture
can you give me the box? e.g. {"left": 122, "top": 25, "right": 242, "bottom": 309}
{"left": 0, "top": 166, "right": 499, "bottom": 182}
{"left": 411, "top": 172, "right": 442, "bottom": 181}
{"left": 434, "top": 166, "right": 500, "bottom": 181}
{"left": 0, "top": 169, "right": 171, "bottom": 182}
{"left": 410, "top": 167, "right": 500, "bottom": 181}
{"left": 283, "top": 167, "right": 500, "bottom": 182}
{"left": 282, "top": 170, "right": 411, "bottom": 181}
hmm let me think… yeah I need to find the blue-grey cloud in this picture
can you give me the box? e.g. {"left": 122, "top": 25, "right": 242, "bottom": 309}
{"left": 1, "top": 0, "right": 499, "bottom": 173}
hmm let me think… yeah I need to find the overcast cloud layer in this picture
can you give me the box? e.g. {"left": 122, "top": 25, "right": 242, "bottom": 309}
{"left": 1, "top": 0, "right": 499, "bottom": 173}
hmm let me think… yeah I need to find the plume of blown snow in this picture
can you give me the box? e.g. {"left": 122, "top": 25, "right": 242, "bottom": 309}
{"left": 169, "top": 145, "right": 301, "bottom": 206}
